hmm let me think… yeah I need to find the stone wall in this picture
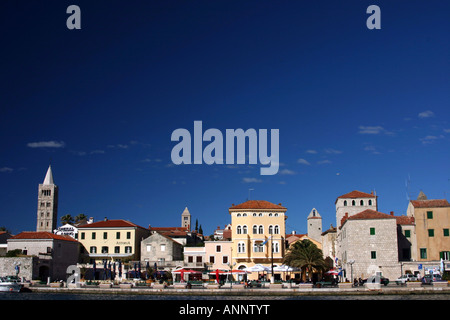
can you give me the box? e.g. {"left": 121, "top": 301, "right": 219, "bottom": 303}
{"left": 0, "top": 257, "right": 38, "bottom": 280}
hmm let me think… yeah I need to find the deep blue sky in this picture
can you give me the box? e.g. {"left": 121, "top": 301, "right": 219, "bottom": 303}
{"left": 1, "top": 1, "right": 449, "bottom": 236}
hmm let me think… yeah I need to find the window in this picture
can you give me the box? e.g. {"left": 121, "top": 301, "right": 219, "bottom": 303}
{"left": 216, "top": 245, "right": 221, "bottom": 253}
{"left": 253, "top": 242, "right": 264, "bottom": 253}
{"left": 103, "top": 232, "right": 108, "bottom": 239}
{"left": 370, "top": 228, "right": 376, "bottom": 235}
{"left": 344, "top": 200, "right": 347, "bottom": 206}
{"left": 273, "top": 241, "right": 279, "bottom": 253}
{"left": 253, "top": 213, "right": 257, "bottom": 217}
{"left": 160, "top": 244, "right": 166, "bottom": 252}
{"left": 444, "top": 229, "right": 449, "bottom": 237}
{"left": 114, "top": 246, "right": 120, "bottom": 253}
{"left": 188, "top": 256, "right": 193, "bottom": 263}
{"left": 253, "top": 225, "right": 258, "bottom": 234}
{"left": 352, "top": 200, "right": 356, "bottom": 206}
{"left": 209, "top": 256, "right": 215, "bottom": 264}
{"left": 238, "top": 242, "right": 245, "bottom": 253}
{"left": 125, "top": 246, "right": 132, "bottom": 253}
{"left": 258, "top": 225, "right": 264, "bottom": 234}
{"left": 196, "top": 256, "right": 202, "bottom": 263}
{"left": 441, "top": 251, "right": 450, "bottom": 260}
{"left": 127, "top": 232, "right": 131, "bottom": 239}
{"left": 371, "top": 251, "right": 376, "bottom": 259}
{"left": 274, "top": 225, "right": 280, "bottom": 234}
{"left": 92, "top": 232, "right": 96, "bottom": 240}
{"left": 90, "top": 246, "right": 97, "bottom": 253}
{"left": 242, "top": 225, "right": 247, "bottom": 234}
{"left": 116, "top": 232, "right": 120, "bottom": 239}
{"left": 101, "top": 246, "right": 108, "bottom": 254}
{"left": 360, "top": 200, "right": 364, "bottom": 206}
{"left": 237, "top": 213, "right": 241, "bottom": 217}
{"left": 420, "top": 248, "right": 427, "bottom": 259}
{"left": 427, "top": 211, "right": 433, "bottom": 219}
{"left": 268, "top": 225, "right": 273, "bottom": 234}
{"left": 146, "top": 245, "right": 151, "bottom": 252}
{"left": 428, "top": 229, "right": 434, "bottom": 237}
{"left": 81, "top": 232, "right": 85, "bottom": 240}
{"left": 404, "top": 230, "right": 411, "bottom": 238}
{"left": 223, "top": 256, "right": 228, "bottom": 264}
{"left": 368, "top": 200, "right": 372, "bottom": 206}
{"left": 237, "top": 226, "right": 242, "bottom": 234}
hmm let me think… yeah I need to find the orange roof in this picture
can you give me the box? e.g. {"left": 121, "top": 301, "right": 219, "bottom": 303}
{"left": 10, "top": 232, "right": 77, "bottom": 242}
{"left": 395, "top": 215, "right": 415, "bottom": 225}
{"left": 410, "top": 199, "right": 450, "bottom": 208}
{"left": 229, "top": 200, "right": 286, "bottom": 210}
{"left": 78, "top": 219, "right": 145, "bottom": 229}
{"left": 337, "top": 190, "right": 376, "bottom": 199}
{"left": 340, "top": 209, "right": 395, "bottom": 228}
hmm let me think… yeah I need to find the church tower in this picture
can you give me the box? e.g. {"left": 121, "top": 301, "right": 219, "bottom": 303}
{"left": 181, "top": 207, "right": 191, "bottom": 230}
{"left": 36, "top": 165, "right": 58, "bottom": 232}
{"left": 307, "top": 208, "right": 323, "bottom": 242}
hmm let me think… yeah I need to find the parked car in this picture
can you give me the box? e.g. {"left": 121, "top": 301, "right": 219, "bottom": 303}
{"left": 395, "top": 274, "right": 418, "bottom": 285}
{"left": 362, "top": 276, "right": 390, "bottom": 286}
{"left": 422, "top": 274, "right": 442, "bottom": 285}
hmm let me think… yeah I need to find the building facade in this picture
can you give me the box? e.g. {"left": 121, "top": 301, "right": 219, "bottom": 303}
{"left": 36, "top": 165, "right": 58, "bottom": 232}
{"left": 141, "top": 232, "right": 184, "bottom": 269}
{"left": 339, "top": 209, "right": 401, "bottom": 281}
{"left": 7, "top": 231, "right": 79, "bottom": 281}
{"left": 204, "top": 240, "right": 232, "bottom": 271}
{"left": 406, "top": 194, "right": 450, "bottom": 262}
{"left": 229, "top": 200, "right": 287, "bottom": 280}
{"left": 77, "top": 219, "right": 150, "bottom": 264}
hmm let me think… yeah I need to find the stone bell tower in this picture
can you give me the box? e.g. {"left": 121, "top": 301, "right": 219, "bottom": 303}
{"left": 36, "top": 165, "right": 59, "bottom": 232}
{"left": 307, "top": 208, "right": 323, "bottom": 242}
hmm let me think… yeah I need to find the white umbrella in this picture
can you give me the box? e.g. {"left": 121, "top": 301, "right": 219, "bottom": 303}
{"left": 244, "top": 264, "right": 270, "bottom": 272}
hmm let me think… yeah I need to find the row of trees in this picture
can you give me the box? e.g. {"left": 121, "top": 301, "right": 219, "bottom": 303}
{"left": 60, "top": 213, "right": 88, "bottom": 225}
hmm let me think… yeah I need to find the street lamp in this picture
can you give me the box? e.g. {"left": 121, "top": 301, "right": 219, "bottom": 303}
{"left": 348, "top": 259, "right": 355, "bottom": 284}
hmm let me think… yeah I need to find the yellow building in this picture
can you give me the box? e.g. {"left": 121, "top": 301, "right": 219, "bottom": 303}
{"left": 407, "top": 193, "right": 450, "bottom": 262}
{"left": 229, "top": 200, "right": 287, "bottom": 280}
{"left": 78, "top": 219, "right": 150, "bottom": 264}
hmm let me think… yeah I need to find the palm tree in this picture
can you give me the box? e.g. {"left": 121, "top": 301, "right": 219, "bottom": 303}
{"left": 283, "top": 239, "right": 326, "bottom": 282}
{"left": 74, "top": 213, "right": 87, "bottom": 223}
{"left": 60, "top": 214, "right": 74, "bottom": 225}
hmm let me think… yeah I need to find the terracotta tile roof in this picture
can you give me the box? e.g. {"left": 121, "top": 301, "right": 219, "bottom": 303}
{"left": 10, "top": 232, "right": 77, "bottom": 242}
{"left": 337, "top": 190, "right": 376, "bottom": 199}
{"left": 340, "top": 209, "right": 395, "bottom": 228}
{"left": 78, "top": 219, "right": 145, "bottom": 229}
{"left": 229, "top": 200, "right": 286, "bottom": 210}
{"left": 395, "top": 215, "right": 415, "bottom": 225}
{"left": 410, "top": 199, "right": 450, "bottom": 208}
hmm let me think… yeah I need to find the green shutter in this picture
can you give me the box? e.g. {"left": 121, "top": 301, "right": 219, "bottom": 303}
{"left": 444, "top": 229, "right": 449, "bottom": 237}
{"left": 428, "top": 229, "right": 434, "bottom": 237}
{"left": 370, "top": 227, "right": 375, "bottom": 235}
{"left": 427, "top": 211, "right": 433, "bottom": 219}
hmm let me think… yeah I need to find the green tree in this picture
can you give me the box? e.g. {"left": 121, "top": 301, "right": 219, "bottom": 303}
{"left": 61, "top": 214, "right": 74, "bottom": 225}
{"left": 199, "top": 225, "right": 203, "bottom": 235}
{"left": 74, "top": 213, "right": 87, "bottom": 222}
{"left": 283, "top": 239, "right": 326, "bottom": 282}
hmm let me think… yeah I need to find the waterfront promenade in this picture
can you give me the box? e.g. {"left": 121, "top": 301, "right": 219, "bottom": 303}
{"left": 22, "top": 283, "right": 450, "bottom": 298}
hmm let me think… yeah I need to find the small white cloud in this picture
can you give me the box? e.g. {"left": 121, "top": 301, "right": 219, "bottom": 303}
{"left": 317, "top": 160, "right": 332, "bottom": 164}
{"left": 324, "top": 148, "right": 342, "bottom": 154}
{"left": 297, "top": 158, "right": 311, "bottom": 165}
{"left": 364, "top": 145, "right": 381, "bottom": 154}
{"left": 279, "top": 169, "right": 296, "bottom": 175}
{"left": 418, "top": 110, "right": 434, "bottom": 118}
{"left": 358, "top": 126, "right": 393, "bottom": 135}
{"left": 305, "top": 150, "right": 317, "bottom": 154}
{"left": 242, "top": 177, "right": 262, "bottom": 183}
{"left": 90, "top": 150, "right": 105, "bottom": 154}
{"left": 27, "top": 141, "right": 65, "bottom": 148}
{"left": 0, "top": 167, "right": 13, "bottom": 173}
{"left": 444, "top": 129, "right": 450, "bottom": 133}
{"left": 420, "top": 135, "right": 443, "bottom": 145}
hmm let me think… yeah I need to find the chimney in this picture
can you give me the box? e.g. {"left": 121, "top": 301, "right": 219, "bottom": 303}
{"left": 88, "top": 217, "right": 94, "bottom": 224}
{"left": 104, "top": 217, "right": 108, "bottom": 221}
{"left": 390, "top": 211, "right": 394, "bottom": 216}
{"left": 291, "top": 230, "right": 296, "bottom": 235}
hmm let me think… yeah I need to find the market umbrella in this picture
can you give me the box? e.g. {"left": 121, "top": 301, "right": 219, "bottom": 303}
{"left": 325, "top": 269, "right": 339, "bottom": 275}
{"left": 103, "top": 261, "right": 107, "bottom": 280}
{"left": 118, "top": 261, "right": 122, "bottom": 278}
{"left": 215, "top": 269, "right": 220, "bottom": 283}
